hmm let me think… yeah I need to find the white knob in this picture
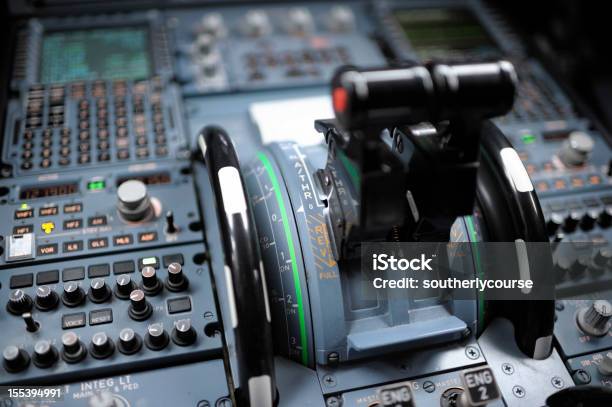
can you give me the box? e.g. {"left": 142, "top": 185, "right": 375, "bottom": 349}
{"left": 329, "top": 6, "right": 355, "bottom": 32}
{"left": 244, "top": 10, "right": 271, "bottom": 37}
{"left": 288, "top": 7, "right": 314, "bottom": 34}
{"left": 200, "top": 13, "right": 226, "bottom": 38}
{"left": 559, "top": 131, "right": 594, "bottom": 166}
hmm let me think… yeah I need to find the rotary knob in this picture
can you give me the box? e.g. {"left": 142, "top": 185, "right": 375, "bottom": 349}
{"left": 287, "top": 7, "right": 314, "bottom": 34}
{"left": 598, "top": 206, "right": 612, "bottom": 228}
{"left": 115, "top": 274, "right": 135, "bottom": 299}
{"left": 128, "top": 289, "right": 152, "bottom": 321}
{"left": 577, "top": 300, "right": 612, "bottom": 337}
{"left": 62, "top": 281, "right": 85, "bottom": 307}
{"left": 244, "top": 10, "right": 271, "bottom": 37}
{"left": 33, "top": 340, "right": 58, "bottom": 368}
{"left": 329, "top": 6, "right": 355, "bottom": 32}
{"left": 599, "top": 352, "right": 612, "bottom": 376}
{"left": 117, "top": 328, "right": 142, "bottom": 355}
{"left": 116, "top": 179, "right": 152, "bottom": 222}
{"left": 580, "top": 209, "right": 599, "bottom": 231}
{"left": 554, "top": 257, "right": 572, "bottom": 283}
{"left": 569, "top": 257, "right": 589, "bottom": 279}
{"left": 200, "top": 13, "right": 226, "bottom": 38}
{"left": 546, "top": 213, "right": 564, "bottom": 236}
{"left": 61, "top": 331, "right": 87, "bottom": 363}
{"left": 562, "top": 211, "right": 582, "bottom": 233}
{"left": 88, "top": 278, "right": 111, "bottom": 303}
{"left": 145, "top": 323, "right": 170, "bottom": 351}
{"left": 593, "top": 248, "right": 612, "bottom": 269}
{"left": 166, "top": 262, "right": 189, "bottom": 292}
{"left": 559, "top": 131, "right": 594, "bottom": 166}
{"left": 35, "top": 285, "right": 59, "bottom": 311}
{"left": 172, "top": 318, "right": 197, "bottom": 346}
{"left": 3, "top": 345, "right": 30, "bottom": 373}
{"left": 195, "top": 33, "right": 215, "bottom": 56}
{"left": 141, "top": 266, "right": 162, "bottom": 295}
{"left": 7, "top": 289, "right": 33, "bottom": 315}
{"left": 90, "top": 332, "right": 114, "bottom": 359}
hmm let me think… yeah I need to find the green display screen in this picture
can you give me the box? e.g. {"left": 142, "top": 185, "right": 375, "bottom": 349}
{"left": 394, "top": 8, "right": 499, "bottom": 59}
{"left": 39, "top": 27, "right": 151, "bottom": 83}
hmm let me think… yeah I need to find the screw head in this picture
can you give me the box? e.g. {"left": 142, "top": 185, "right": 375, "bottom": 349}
{"left": 323, "top": 374, "right": 337, "bottom": 388}
{"left": 422, "top": 380, "right": 435, "bottom": 393}
{"left": 465, "top": 345, "right": 480, "bottom": 360}
{"left": 326, "top": 396, "right": 339, "bottom": 407}
{"left": 512, "top": 385, "right": 526, "bottom": 398}
{"left": 551, "top": 376, "right": 565, "bottom": 389}
{"left": 502, "top": 363, "right": 515, "bottom": 375}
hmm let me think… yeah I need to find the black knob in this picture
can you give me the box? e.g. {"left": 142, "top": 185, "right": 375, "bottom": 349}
{"left": 172, "top": 318, "right": 197, "bottom": 346}
{"left": 61, "top": 331, "right": 87, "bottom": 363}
{"left": 3, "top": 345, "right": 30, "bottom": 373}
{"left": 115, "top": 274, "right": 135, "bottom": 299}
{"left": 166, "top": 262, "right": 189, "bottom": 291}
{"left": 35, "top": 285, "right": 59, "bottom": 311}
{"left": 166, "top": 210, "right": 177, "bottom": 234}
{"left": 569, "top": 257, "right": 589, "bottom": 279}
{"left": 88, "top": 278, "right": 111, "bottom": 303}
{"left": 117, "top": 328, "right": 142, "bottom": 355}
{"left": 546, "top": 213, "right": 563, "bottom": 236}
{"left": 62, "top": 282, "right": 85, "bottom": 307}
{"left": 22, "top": 312, "right": 39, "bottom": 332}
{"left": 145, "top": 323, "right": 170, "bottom": 351}
{"left": 598, "top": 206, "right": 612, "bottom": 228}
{"left": 7, "top": 289, "right": 33, "bottom": 315}
{"left": 593, "top": 248, "right": 612, "bottom": 269}
{"left": 33, "top": 340, "right": 58, "bottom": 368}
{"left": 116, "top": 179, "right": 152, "bottom": 221}
{"left": 563, "top": 211, "right": 582, "bottom": 233}
{"left": 90, "top": 332, "right": 114, "bottom": 359}
{"left": 141, "top": 266, "right": 162, "bottom": 295}
{"left": 580, "top": 210, "right": 598, "bottom": 231}
{"left": 128, "top": 289, "right": 152, "bottom": 321}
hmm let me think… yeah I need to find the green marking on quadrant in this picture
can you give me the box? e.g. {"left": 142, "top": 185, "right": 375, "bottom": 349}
{"left": 257, "top": 152, "right": 309, "bottom": 366}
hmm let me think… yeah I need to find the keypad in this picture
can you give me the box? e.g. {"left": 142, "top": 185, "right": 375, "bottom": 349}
{"left": 17, "top": 78, "right": 171, "bottom": 173}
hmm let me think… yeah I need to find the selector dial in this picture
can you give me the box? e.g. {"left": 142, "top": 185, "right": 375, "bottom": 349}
{"left": 141, "top": 266, "right": 162, "bottom": 295}
{"left": 7, "top": 289, "right": 33, "bottom": 315}
{"left": 116, "top": 179, "right": 152, "bottom": 222}
{"left": 200, "top": 13, "right": 226, "bottom": 38}
{"left": 3, "top": 345, "right": 30, "bottom": 373}
{"left": 115, "top": 274, "right": 135, "bottom": 299}
{"left": 90, "top": 332, "right": 114, "bottom": 359}
{"left": 32, "top": 340, "right": 58, "bottom": 368}
{"left": 145, "top": 323, "right": 170, "bottom": 351}
{"left": 577, "top": 300, "right": 612, "bottom": 337}
{"left": 117, "top": 328, "right": 142, "bottom": 355}
{"left": 128, "top": 289, "right": 153, "bottom": 321}
{"left": 61, "top": 331, "right": 87, "bottom": 363}
{"left": 172, "top": 318, "right": 197, "bottom": 346}
{"left": 62, "top": 281, "right": 85, "bottom": 307}
{"left": 244, "top": 10, "right": 271, "bottom": 37}
{"left": 165, "top": 262, "right": 189, "bottom": 291}
{"left": 558, "top": 131, "right": 594, "bottom": 166}
{"left": 35, "top": 285, "right": 59, "bottom": 311}
{"left": 88, "top": 278, "right": 111, "bottom": 303}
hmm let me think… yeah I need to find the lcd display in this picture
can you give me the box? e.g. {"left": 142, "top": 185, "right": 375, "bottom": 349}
{"left": 39, "top": 27, "right": 151, "bottom": 83}
{"left": 19, "top": 183, "right": 79, "bottom": 200}
{"left": 393, "top": 8, "right": 499, "bottom": 60}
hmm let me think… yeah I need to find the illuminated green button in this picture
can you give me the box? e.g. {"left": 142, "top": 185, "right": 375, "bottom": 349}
{"left": 87, "top": 180, "right": 106, "bottom": 191}
{"left": 521, "top": 133, "right": 536, "bottom": 144}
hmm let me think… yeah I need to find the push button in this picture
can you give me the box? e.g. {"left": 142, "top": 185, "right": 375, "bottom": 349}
{"left": 37, "top": 243, "right": 58, "bottom": 256}
{"left": 39, "top": 206, "right": 58, "bottom": 216}
{"left": 63, "top": 240, "right": 84, "bottom": 253}
{"left": 88, "top": 264, "right": 110, "bottom": 278}
{"left": 36, "top": 270, "right": 59, "bottom": 285}
{"left": 10, "top": 273, "right": 33, "bottom": 289}
{"left": 63, "top": 218, "right": 83, "bottom": 230}
{"left": 89, "top": 309, "right": 113, "bottom": 326}
{"left": 62, "top": 312, "right": 86, "bottom": 329}
{"left": 63, "top": 203, "right": 83, "bottom": 214}
{"left": 88, "top": 216, "right": 107, "bottom": 227}
{"left": 113, "top": 260, "right": 135, "bottom": 275}
{"left": 63, "top": 267, "right": 85, "bottom": 281}
{"left": 15, "top": 208, "right": 34, "bottom": 219}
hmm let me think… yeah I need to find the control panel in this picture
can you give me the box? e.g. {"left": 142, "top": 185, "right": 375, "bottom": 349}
{"left": 0, "top": 0, "right": 611, "bottom": 406}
